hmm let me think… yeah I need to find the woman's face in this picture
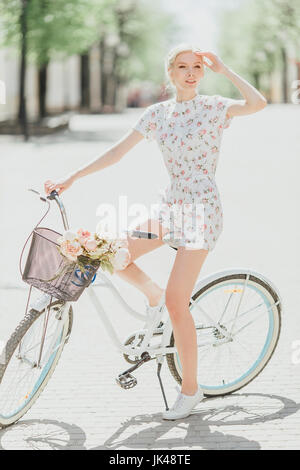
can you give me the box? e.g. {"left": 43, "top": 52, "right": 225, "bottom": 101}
{"left": 168, "top": 50, "right": 204, "bottom": 92}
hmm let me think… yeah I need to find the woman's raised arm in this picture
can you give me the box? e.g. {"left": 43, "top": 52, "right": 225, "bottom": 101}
{"left": 195, "top": 50, "right": 267, "bottom": 117}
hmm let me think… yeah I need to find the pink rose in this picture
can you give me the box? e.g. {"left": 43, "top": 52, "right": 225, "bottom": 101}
{"left": 77, "top": 228, "right": 91, "bottom": 245}
{"left": 60, "top": 240, "right": 83, "bottom": 261}
{"left": 149, "top": 122, "right": 156, "bottom": 130}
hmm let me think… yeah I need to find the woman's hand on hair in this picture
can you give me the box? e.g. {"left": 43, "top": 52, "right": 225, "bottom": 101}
{"left": 194, "top": 51, "right": 227, "bottom": 74}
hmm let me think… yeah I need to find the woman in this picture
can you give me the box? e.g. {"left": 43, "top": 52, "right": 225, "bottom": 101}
{"left": 44, "top": 43, "right": 267, "bottom": 420}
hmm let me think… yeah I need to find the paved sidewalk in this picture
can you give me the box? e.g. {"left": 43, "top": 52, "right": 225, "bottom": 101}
{"left": 0, "top": 105, "right": 299, "bottom": 449}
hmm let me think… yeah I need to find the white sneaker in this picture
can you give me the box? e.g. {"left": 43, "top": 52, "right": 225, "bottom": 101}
{"left": 162, "top": 385, "right": 204, "bottom": 420}
{"left": 143, "top": 291, "right": 165, "bottom": 330}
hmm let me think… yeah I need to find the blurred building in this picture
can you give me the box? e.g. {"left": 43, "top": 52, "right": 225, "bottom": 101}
{"left": 0, "top": 48, "right": 81, "bottom": 121}
{"left": 0, "top": 42, "right": 299, "bottom": 122}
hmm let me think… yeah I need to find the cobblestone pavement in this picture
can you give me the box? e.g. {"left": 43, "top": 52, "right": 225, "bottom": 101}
{"left": 0, "top": 104, "right": 299, "bottom": 450}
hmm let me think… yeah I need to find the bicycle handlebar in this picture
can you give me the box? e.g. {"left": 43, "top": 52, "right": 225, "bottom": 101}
{"left": 28, "top": 188, "right": 70, "bottom": 231}
{"left": 27, "top": 189, "right": 177, "bottom": 250}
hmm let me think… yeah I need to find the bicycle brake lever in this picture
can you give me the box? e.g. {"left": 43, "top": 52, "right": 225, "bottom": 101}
{"left": 28, "top": 188, "right": 47, "bottom": 202}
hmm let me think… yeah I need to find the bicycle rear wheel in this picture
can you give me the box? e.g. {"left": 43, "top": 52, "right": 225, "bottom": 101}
{"left": 166, "top": 273, "right": 281, "bottom": 396}
{"left": 0, "top": 301, "right": 72, "bottom": 428}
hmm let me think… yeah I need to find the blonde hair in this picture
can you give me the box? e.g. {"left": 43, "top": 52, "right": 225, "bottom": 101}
{"left": 164, "top": 42, "right": 203, "bottom": 93}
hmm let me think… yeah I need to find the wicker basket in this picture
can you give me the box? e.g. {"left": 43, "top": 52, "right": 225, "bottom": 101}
{"left": 22, "top": 227, "right": 100, "bottom": 301}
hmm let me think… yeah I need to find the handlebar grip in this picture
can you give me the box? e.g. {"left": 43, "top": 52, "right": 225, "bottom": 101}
{"left": 47, "top": 189, "right": 59, "bottom": 200}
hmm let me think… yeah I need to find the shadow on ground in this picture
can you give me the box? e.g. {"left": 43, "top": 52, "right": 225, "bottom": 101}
{"left": 0, "top": 393, "right": 298, "bottom": 450}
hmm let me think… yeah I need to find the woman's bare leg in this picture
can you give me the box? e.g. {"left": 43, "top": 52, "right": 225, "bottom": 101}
{"left": 115, "top": 218, "right": 208, "bottom": 395}
{"left": 114, "top": 218, "right": 170, "bottom": 306}
{"left": 165, "top": 247, "right": 209, "bottom": 396}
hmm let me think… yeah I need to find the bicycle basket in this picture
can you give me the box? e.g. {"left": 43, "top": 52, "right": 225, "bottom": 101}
{"left": 22, "top": 227, "right": 100, "bottom": 301}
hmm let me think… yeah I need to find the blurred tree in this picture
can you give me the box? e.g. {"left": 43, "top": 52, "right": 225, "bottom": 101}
{"left": 216, "top": 0, "right": 300, "bottom": 102}
{"left": 28, "top": 0, "right": 104, "bottom": 117}
{"left": 98, "top": 0, "right": 178, "bottom": 109}
{"left": 0, "top": 0, "right": 105, "bottom": 130}
{"left": 0, "top": 0, "right": 179, "bottom": 127}
{"left": 0, "top": 0, "right": 30, "bottom": 139}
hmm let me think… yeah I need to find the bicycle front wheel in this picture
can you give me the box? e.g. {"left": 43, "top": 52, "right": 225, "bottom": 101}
{"left": 0, "top": 301, "right": 73, "bottom": 428}
{"left": 166, "top": 273, "right": 281, "bottom": 396}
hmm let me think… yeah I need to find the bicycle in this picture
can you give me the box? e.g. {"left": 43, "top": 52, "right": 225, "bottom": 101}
{"left": 0, "top": 189, "right": 283, "bottom": 428}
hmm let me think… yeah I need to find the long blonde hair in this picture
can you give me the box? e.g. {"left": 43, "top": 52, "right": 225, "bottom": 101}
{"left": 164, "top": 42, "right": 203, "bottom": 93}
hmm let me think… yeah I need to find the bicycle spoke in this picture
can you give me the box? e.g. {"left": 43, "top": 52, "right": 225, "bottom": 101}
{"left": 0, "top": 309, "right": 66, "bottom": 420}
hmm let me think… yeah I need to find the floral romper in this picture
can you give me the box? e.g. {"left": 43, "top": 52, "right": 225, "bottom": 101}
{"left": 132, "top": 93, "right": 234, "bottom": 251}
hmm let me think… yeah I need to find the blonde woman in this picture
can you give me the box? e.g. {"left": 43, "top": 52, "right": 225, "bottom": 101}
{"left": 44, "top": 43, "right": 267, "bottom": 420}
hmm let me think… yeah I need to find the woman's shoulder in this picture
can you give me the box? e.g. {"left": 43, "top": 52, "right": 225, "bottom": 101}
{"left": 149, "top": 97, "right": 174, "bottom": 110}
{"left": 143, "top": 98, "right": 173, "bottom": 118}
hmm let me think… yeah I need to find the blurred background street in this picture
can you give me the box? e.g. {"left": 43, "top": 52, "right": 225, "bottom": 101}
{"left": 0, "top": 0, "right": 300, "bottom": 451}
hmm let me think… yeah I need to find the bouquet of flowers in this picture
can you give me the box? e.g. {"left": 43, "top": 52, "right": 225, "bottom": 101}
{"left": 54, "top": 225, "right": 131, "bottom": 279}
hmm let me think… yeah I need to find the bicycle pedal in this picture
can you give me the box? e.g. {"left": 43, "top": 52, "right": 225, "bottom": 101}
{"left": 116, "top": 372, "right": 137, "bottom": 390}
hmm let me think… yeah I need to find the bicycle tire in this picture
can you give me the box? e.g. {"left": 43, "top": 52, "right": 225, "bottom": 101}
{"left": 166, "top": 273, "right": 281, "bottom": 397}
{"left": 0, "top": 301, "right": 73, "bottom": 428}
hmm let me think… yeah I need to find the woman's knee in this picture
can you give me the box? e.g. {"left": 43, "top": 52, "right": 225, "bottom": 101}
{"left": 165, "top": 290, "right": 189, "bottom": 321}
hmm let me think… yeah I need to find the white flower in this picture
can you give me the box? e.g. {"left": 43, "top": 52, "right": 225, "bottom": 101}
{"left": 95, "top": 222, "right": 117, "bottom": 241}
{"left": 62, "top": 230, "right": 77, "bottom": 242}
{"left": 111, "top": 248, "right": 131, "bottom": 271}
{"left": 88, "top": 245, "right": 109, "bottom": 259}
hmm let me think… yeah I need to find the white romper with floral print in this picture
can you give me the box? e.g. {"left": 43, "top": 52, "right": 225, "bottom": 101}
{"left": 132, "top": 93, "right": 234, "bottom": 251}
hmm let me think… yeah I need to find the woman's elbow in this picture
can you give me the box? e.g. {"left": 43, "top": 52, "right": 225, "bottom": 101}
{"left": 247, "top": 98, "right": 267, "bottom": 114}
{"left": 256, "top": 97, "right": 267, "bottom": 110}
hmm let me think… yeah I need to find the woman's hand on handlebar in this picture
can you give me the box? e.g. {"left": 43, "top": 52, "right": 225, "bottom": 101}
{"left": 44, "top": 176, "right": 74, "bottom": 196}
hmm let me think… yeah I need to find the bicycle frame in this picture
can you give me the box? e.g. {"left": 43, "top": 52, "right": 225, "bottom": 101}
{"left": 34, "top": 189, "right": 283, "bottom": 362}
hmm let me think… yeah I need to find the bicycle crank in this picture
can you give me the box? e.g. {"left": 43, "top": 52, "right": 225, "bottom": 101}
{"left": 116, "top": 352, "right": 152, "bottom": 390}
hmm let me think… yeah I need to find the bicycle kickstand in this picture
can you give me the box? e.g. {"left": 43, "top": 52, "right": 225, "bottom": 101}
{"left": 156, "top": 357, "right": 169, "bottom": 411}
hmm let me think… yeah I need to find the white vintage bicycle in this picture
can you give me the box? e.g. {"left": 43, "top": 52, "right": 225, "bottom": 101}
{"left": 0, "top": 189, "right": 282, "bottom": 428}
